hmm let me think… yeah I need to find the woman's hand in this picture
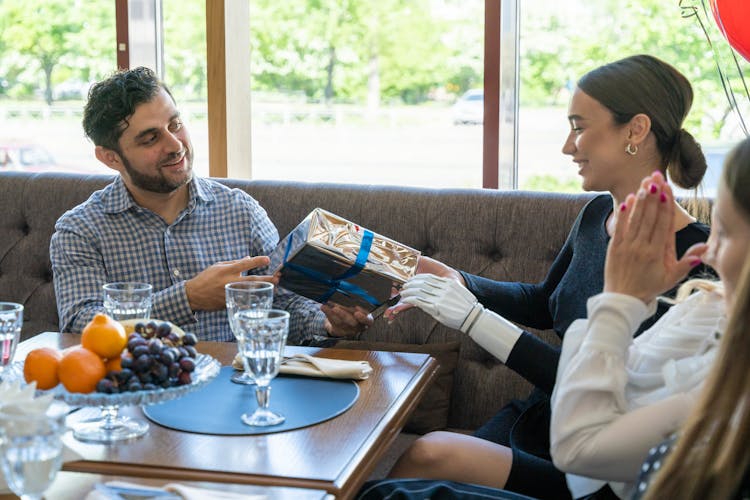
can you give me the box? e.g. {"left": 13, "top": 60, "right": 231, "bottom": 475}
{"left": 394, "top": 273, "right": 480, "bottom": 331}
{"left": 604, "top": 172, "right": 707, "bottom": 304}
{"left": 384, "top": 256, "right": 466, "bottom": 321}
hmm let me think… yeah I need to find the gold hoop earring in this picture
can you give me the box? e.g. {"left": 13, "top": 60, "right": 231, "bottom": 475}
{"left": 626, "top": 143, "right": 638, "bottom": 156}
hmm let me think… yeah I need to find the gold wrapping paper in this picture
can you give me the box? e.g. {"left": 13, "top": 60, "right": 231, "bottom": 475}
{"left": 269, "top": 208, "right": 420, "bottom": 312}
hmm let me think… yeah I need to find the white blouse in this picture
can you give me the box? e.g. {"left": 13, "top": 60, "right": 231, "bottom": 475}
{"left": 550, "top": 290, "right": 725, "bottom": 499}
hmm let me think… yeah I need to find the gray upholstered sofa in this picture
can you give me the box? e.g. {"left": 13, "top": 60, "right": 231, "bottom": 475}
{"left": 0, "top": 170, "right": 593, "bottom": 432}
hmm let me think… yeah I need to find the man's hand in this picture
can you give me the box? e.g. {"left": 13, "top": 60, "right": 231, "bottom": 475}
{"left": 185, "top": 256, "right": 278, "bottom": 311}
{"left": 321, "top": 303, "right": 373, "bottom": 338}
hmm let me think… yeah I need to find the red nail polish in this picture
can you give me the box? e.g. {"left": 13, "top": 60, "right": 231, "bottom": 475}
{"left": 620, "top": 202, "right": 627, "bottom": 212}
{"left": 660, "top": 192, "right": 667, "bottom": 203}
{"left": 690, "top": 258, "right": 702, "bottom": 267}
{"left": 649, "top": 183, "right": 658, "bottom": 194}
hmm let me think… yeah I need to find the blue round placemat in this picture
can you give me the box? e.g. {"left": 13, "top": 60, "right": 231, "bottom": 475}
{"left": 143, "top": 367, "right": 359, "bottom": 435}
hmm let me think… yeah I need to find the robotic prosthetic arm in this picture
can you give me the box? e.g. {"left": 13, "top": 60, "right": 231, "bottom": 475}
{"left": 399, "top": 274, "right": 522, "bottom": 363}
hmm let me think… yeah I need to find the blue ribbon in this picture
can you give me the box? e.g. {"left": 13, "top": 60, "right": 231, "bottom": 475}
{"left": 282, "top": 229, "right": 380, "bottom": 307}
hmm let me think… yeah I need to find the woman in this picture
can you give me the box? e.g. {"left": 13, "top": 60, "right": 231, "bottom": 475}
{"left": 383, "top": 54, "right": 710, "bottom": 499}
{"left": 634, "top": 138, "right": 750, "bottom": 500}
{"left": 548, "top": 169, "right": 718, "bottom": 499}
{"left": 360, "top": 140, "right": 748, "bottom": 500}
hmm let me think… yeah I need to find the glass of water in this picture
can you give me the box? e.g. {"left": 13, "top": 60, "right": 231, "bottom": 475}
{"left": 0, "top": 303, "right": 23, "bottom": 381}
{"left": 235, "top": 309, "right": 289, "bottom": 427}
{"left": 0, "top": 410, "right": 66, "bottom": 500}
{"left": 225, "top": 282, "right": 274, "bottom": 385}
{"left": 103, "top": 282, "right": 153, "bottom": 321}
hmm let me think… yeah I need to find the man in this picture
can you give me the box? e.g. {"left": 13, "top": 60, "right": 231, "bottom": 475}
{"left": 50, "top": 67, "right": 371, "bottom": 343}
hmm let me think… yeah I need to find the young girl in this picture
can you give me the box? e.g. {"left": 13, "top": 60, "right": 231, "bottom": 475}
{"left": 634, "top": 138, "right": 750, "bottom": 500}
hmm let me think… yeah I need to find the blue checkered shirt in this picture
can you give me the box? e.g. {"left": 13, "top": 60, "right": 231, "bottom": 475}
{"left": 50, "top": 176, "right": 328, "bottom": 343}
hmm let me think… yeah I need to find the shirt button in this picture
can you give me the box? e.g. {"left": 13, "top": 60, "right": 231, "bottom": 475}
{"left": 173, "top": 269, "right": 181, "bottom": 277}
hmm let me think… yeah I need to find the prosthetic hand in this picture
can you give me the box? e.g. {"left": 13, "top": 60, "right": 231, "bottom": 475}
{"left": 399, "top": 274, "right": 523, "bottom": 362}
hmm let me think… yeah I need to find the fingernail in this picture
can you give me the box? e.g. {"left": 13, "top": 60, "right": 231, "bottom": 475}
{"left": 690, "top": 258, "right": 702, "bottom": 267}
{"left": 653, "top": 170, "right": 661, "bottom": 175}
{"left": 660, "top": 192, "right": 667, "bottom": 203}
{"left": 619, "top": 202, "right": 627, "bottom": 212}
{"left": 649, "top": 183, "right": 658, "bottom": 194}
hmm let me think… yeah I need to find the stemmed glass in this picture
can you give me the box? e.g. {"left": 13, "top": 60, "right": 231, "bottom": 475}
{"left": 225, "top": 282, "right": 274, "bottom": 385}
{"left": 70, "top": 282, "right": 154, "bottom": 442}
{"left": 0, "top": 410, "right": 66, "bottom": 500}
{"left": 0, "top": 303, "right": 23, "bottom": 382}
{"left": 235, "top": 309, "right": 289, "bottom": 426}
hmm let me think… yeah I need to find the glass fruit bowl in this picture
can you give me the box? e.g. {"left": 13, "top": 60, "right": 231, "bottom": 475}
{"left": 7, "top": 353, "right": 220, "bottom": 443}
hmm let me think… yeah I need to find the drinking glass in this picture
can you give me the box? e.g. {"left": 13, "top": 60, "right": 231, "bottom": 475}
{"left": 225, "top": 282, "right": 274, "bottom": 385}
{"left": 0, "top": 410, "right": 66, "bottom": 500}
{"left": 235, "top": 309, "right": 289, "bottom": 426}
{"left": 0, "top": 303, "right": 23, "bottom": 381}
{"left": 102, "top": 282, "right": 153, "bottom": 321}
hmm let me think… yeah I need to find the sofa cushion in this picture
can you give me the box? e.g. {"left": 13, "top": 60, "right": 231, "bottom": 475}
{"left": 335, "top": 340, "right": 460, "bottom": 434}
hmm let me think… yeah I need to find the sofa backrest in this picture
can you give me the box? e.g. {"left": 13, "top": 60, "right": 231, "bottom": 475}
{"left": 0, "top": 171, "right": 593, "bottom": 428}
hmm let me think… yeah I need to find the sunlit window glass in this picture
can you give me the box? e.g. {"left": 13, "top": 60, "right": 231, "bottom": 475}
{"left": 0, "top": 0, "right": 115, "bottom": 174}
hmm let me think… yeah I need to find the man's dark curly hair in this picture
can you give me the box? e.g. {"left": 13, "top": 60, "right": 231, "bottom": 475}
{"left": 82, "top": 67, "right": 174, "bottom": 151}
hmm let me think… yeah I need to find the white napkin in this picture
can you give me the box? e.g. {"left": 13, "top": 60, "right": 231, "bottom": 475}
{"left": 233, "top": 353, "right": 372, "bottom": 380}
{"left": 85, "top": 480, "right": 266, "bottom": 499}
{"left": 166, "top": 482, "right": 266, "bottom": 499}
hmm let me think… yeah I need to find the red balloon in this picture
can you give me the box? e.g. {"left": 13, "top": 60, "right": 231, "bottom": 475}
{"left": 710, "top": 0, "right": 750, "bottom": 62}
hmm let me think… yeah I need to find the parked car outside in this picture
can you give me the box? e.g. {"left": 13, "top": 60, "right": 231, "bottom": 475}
{"left": 451, "top": 89, "right": 484, "bottom": 125}
{"left": 0, "top": 142, "right": 58, "bottom": 172}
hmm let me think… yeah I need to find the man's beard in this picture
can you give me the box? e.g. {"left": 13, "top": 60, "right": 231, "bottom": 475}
{"left": 120, "top": 148, "right": 194, "bottom": 194}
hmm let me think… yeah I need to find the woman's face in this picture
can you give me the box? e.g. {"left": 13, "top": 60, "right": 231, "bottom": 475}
{"left": 703, "top": 179, "right": 750, "bottom": 309}
{"left": 562, "top": 88, "right": 632, "bottom": 194}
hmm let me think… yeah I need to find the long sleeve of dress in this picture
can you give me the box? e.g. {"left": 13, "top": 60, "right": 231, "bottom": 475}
{"left": 549, "top": 292, "right": 721, "bottom": 484}
{"left": 460, "top": 218, "right": 576, "bottom": 392}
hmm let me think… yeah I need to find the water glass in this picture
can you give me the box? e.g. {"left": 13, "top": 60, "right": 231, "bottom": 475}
{"left": 0, "top": 411, "right": 66, "bottom": 500}
{"left": 235, "top": 309, "right": 289, "bottom": 426}
{"left": 103, "top": 282, "right": 153, "bottom": 321}
{"left": 225, "top": 282, "right": 274, "bottom": 385}
{"left": 0, "top": 303, "right": 23, "bottom": 381}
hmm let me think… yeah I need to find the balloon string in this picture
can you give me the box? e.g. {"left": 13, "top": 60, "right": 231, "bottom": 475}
{"left": 681, "top": 0, "right": 749, "bottom": 137}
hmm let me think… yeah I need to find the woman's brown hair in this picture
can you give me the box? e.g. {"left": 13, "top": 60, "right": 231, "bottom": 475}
{"left": 643, "top": 137, "right": 750, "bottom": 499}
{"left": 578, "top": 55, "right": 710, "bottom": 221}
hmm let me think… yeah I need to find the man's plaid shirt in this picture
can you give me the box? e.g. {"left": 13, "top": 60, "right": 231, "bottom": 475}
{"left": 50, "top": 176, "right": 327, "bottom": 343}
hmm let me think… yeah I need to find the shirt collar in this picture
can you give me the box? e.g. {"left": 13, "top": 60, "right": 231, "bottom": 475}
{"left": 103, "top": 175, "right": 214, "bottom": 214}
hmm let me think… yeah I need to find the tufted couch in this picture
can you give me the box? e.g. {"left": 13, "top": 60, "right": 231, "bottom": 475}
{"left": 0, "top": 170, "right": 593, "bottom": 432}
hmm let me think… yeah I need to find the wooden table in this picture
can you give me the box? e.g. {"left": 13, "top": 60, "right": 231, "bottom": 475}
{"left": 13, "top": 333, "right": 439, "bottom": 499}
{"left": 0, "top": 471, "right": 332, "bottom": 499}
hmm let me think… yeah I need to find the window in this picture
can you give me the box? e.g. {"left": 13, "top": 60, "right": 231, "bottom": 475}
{"left": 515, "top": 0, "right": 747, "bottom": 194}
{"left": 0, "top": 0, "right": 115, "bottom": 175}
{"left": 246, "top": 0, "right": 485, "bottom": 188}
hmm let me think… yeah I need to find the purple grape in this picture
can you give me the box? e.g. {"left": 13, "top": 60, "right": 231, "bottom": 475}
{"left": 177, "top": 372, "right": 192, "bottom": 386}
{"left": 131, "top": 344, "right": 149, "bottom": 359}
{"left": 179, "top": 357, "right": 195, "bottom": 373}
{"left": 148, "top": 338, "right": 163, "bottom": 354}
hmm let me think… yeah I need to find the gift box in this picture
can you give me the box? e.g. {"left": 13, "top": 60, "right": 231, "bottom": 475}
{"left": 269, "top": 208, "right": 420, "bottom": 313}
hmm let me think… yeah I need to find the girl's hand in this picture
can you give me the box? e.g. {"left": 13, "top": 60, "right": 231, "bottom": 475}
{"left": 604, "top": 172, "right": 707, "bottom": 304}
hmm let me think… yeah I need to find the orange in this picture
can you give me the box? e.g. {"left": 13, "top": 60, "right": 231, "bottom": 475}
{"left": 58, "top": 346, "right": 107, "bottom": 393}
{"left": 105, "top": 356, "right": 122, "bottom": 372}
{"left": 23, "top": 347, "right": 62, "bottom": 390}
{"left": 81, "top": 313, "right": 127, "bottom": 359}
